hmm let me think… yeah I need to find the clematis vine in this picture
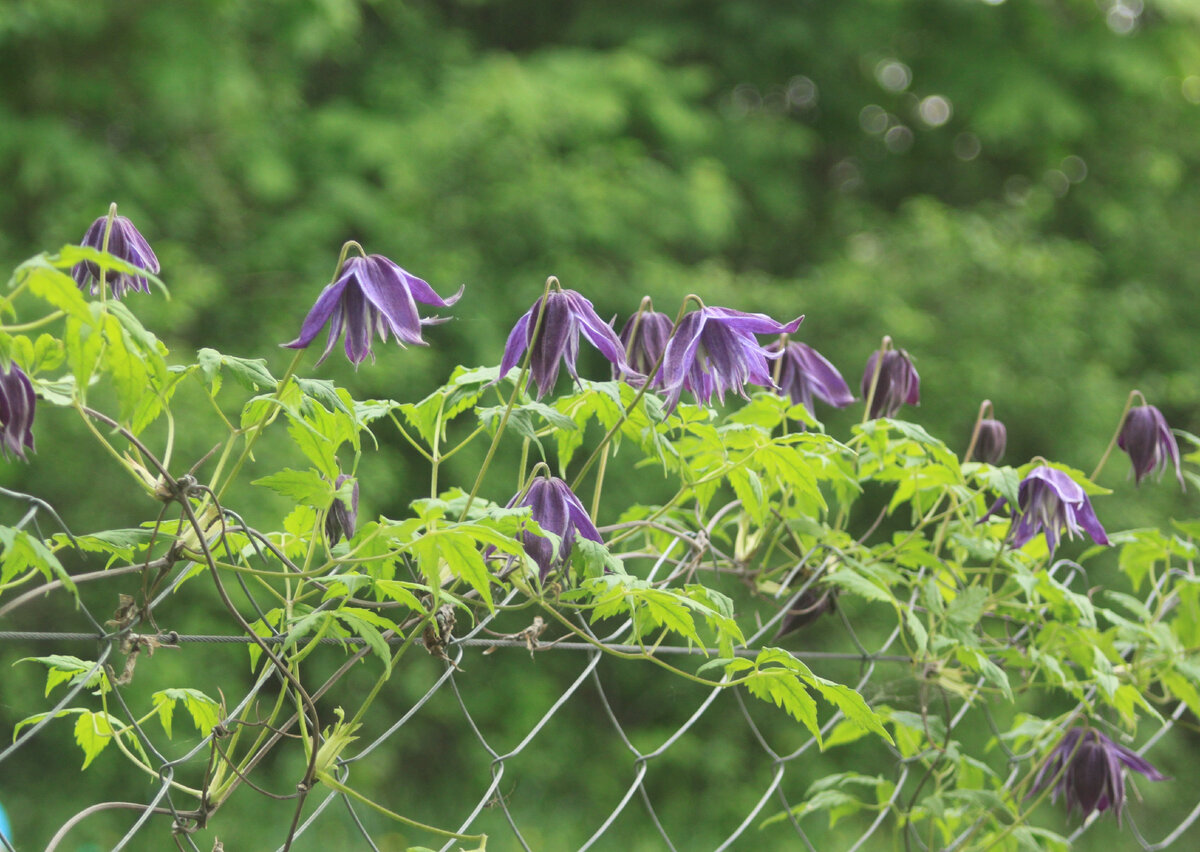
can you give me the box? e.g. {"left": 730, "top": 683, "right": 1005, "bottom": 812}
{"left": 1030, "top": 727, "right": 1164, "bottom": 825}
{"left": 324, "top": 475, "right": 359, "bottom": 545}
{"left": 769, "top": 338, "right": 854, "bottom": 413}
{"left": 984, "top": 465, "right": 1109, "bottom": 555}
{"left": 71, "top": 206, "right": 160, "bottom": 299}
{"left": 616, "top": 305, "right": 673, "bottom": 389}
{"left": 510, "top": 475, "right": 604, "bottom": 581}
{"left": 0, "top": 363, "right": 36, "bottom": 462}
{"left": 861, "top": 346, "right": 919, "bottom": 420}
{"left": 973, "top": 418, "right": 1007, "bottom": 465}
{"left": 660, "top": 305, "right": 802, "bottom": 411}
{"left": 500, "top": 287, "right": 632, "bottom": 398}
{"left": 1118, "top": 404, "right": 1183, "bottom": 488}
{"left": 284, "top": 249, "right": 462, "bottom": 366}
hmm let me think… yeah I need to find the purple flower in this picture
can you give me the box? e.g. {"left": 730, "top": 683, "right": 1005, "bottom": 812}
{"left": 284, "top": 254, "right": 462, "bottom": 366}
{"left": 1118, "top": 405, "right": 1183, "bottom": 488}
{"left": 985, "top": 465, "right": 1109, "bottom": 555}
{"left": 660, "top": 307, "right": 803, "bottom": 411}
{"left": 769, "top": 340, "right": 854, "bottom": 412}
{"left": 325, "top": 475, "right": 359, "bottom": 544}
{"left": 499, "top": 290, "right": 631, "bottom": 398}
{"left": 1031, "top": 728, "right": 1165, "bottom": 825}
{"left": 616, "top": 309, "right": 674, "bottom": 388}
{"left": 861, "top": 349, "right": 919, "bottom": 419}
{"left": 0, "top": 363, "right": 36, "bottom": 462}
{"left": 512, "top": 475, "right": 604, "bottom": 581}
{"left": 71, "top": 213, "right": 160, "bottom": 298}
{"left": 973, "top": 418, "right": 1007, "bottom": 465}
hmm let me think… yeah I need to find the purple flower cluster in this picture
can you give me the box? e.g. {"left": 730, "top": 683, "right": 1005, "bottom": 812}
{"left": 1031, "top": 727, "right": 1164, "bottom": 824}
{"left": 72, "top": 212, "right": 159, "bottom": 299}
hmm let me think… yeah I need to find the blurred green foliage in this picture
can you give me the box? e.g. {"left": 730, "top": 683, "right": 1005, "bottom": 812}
{"left": 3, "top": 0, "right": 1200, "bottom": 848}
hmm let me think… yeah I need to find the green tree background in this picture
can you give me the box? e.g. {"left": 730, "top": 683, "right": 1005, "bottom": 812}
{"left": 2, "top": 0, "right": 1199, "bottom": 848}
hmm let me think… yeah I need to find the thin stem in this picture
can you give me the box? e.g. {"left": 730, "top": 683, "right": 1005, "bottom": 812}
{"left": 458, "top": 276, "right": 557, "bottom": 520}
{"left": 1090, "top": 388, "right": 1144, "bottom": 481}
{"left": 0, "top": 310, "right": 65, "bottom": 332}
{"left": 860, "top": 335, "right": 892, "bottom": 424}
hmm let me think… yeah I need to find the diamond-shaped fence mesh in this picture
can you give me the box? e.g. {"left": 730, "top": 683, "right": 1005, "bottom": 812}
{"left": 1, "top": 482, "right": 1196, "bottom": 851}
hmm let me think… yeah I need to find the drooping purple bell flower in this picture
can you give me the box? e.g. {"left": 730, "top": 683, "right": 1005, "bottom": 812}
{"left": 0, "top": 363, "right": 36, "bottom": 462}
{"left": 983, "top": 465, "right": 1109, "bottom": 555}
{"left": 284, "top": 254, "right": 462, "bottom": 366}
{"left": 769, "top": 340, "right": 854, "bottom": 413}
{"left": 660, "top": 307, "right": 803, "bottom": 411}
{"left": 615, "top": 309, "right": 674, "bottom": 388}
{"left": 973, "top": 418, "right": 1007, "bottom": 465}
{"left": 511, "top": 475, "right": 604, "bottom": 581}
{"left": 861, "top": 348, "right": 920, "bottom": 419}
{"left": 1030, "top": 727, "right": 1165, "bottom": 825}
{"left": 71, "top": 213, "right": 160, "bottom": 298}
{"left": 1118, "top": 405, "right": 1183, "bottom": 489}
{"left": 499, "top": 290, "right": 632, "bottom": 398}
{"left": 324, "top": 475, "right": 359, "bottom": 544}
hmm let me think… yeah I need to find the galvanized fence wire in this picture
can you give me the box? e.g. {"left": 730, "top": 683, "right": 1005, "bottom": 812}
{"left": 0, "top": 487, "right": 1195, "bottom": 852}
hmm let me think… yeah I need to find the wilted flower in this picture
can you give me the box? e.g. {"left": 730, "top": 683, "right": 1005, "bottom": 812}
{"left": 769, "top": 339, "right": 854, "bottom": 413}
{"left": 660, "top": 307, "right": 803, "bottom": 411}
{"left": 324, "top": 475, "right": 359, "bottom": 544}
{"left": 71, "top": 212, "right": 160, "bottom": 298}
{"left": 1118, "top": 405, "right": 1183, "bottom": 488}
{"left": 984, "top": 465, "right": 1109, "bottom": 555}
{"left": 512, "top": 475, "right": 604, "bottom": 581}
{"left": 973, "top": 418, "right": 1007, "bottom": 465}
{"left": 616, "top": 309, "right": 674, "bottom": 388}
{"left": 284, "top": 253, "right": 462, "bottom": 366}
{"left": 500, "top": 290, "right": 631, "bottom": 398}
{"left": 1031, "top": 727, "right": 1165, "bottom": 824}
{"left": 0, "top": 363, "right": 36, "bottom": 462}
{"left": 861, "top": 348, "right": 919, "bottom": 419}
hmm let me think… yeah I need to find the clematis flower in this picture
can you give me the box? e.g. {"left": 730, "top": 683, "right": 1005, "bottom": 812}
{"left": 973, "top": 418, "right": 1007, "bottom": 465}
{"left": 861, "top": 348, "right": 920, "bottom": 419}
{"left": 71, "top": 212, "right": 160, "bottom": 298}
{"left": 984, "top": 465, "right": 1109, "bottom": 555}
{"left": 1118, "top": 404, "right": 1183, "bottom": 488}
{"left": 769, "top": 339, "right": 854, "bottom": 413}
{"left": 0, "top": 363, "right": 36, "bottom": 462}
{"left": 1030, "top": 727, "right": 1165, "bottom": 825}
{"left": 284, "top": 253, "right": 462, "bottom": 366}
{"left": 324, "top": 475, "right": 359, "bottom": 544}
{"left": 511, "top": 475, "right": 604, "bottom": 581}
{"left": 499, "top": 290, "right": 632, "bottom": 398}
{"left": 616, "top": 309, "right": 674, "bottom": 388}
{"left": 660, "top": 307, "right": 803, "bottom": 411}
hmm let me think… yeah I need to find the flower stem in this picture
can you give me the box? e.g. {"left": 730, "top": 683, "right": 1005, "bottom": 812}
{"left": 1090, "top": 388, "right": 1144, "bottom": 481}
{"left": 458, "top": 277, "right": 556, "bottom": 521}
{"left": 860, "top": 335, "right": 892, "bottom": 424}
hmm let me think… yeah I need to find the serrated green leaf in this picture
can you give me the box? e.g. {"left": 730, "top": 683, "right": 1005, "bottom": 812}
{"left": 252, "top": 468, "right": 335, "bottom": 510}
{"left": 74, "top": 710, "right": 116, "bottom": 769}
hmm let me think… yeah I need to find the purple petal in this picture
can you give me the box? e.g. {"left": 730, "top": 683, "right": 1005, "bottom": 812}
{"left": 499, "top": 309, "right": 533, "bottom": 379}
{"left": 356, "top": 257, "right": 427, "bottom": 346}
{"left": 283, "top": 278, "right": 350, "bottom": 350}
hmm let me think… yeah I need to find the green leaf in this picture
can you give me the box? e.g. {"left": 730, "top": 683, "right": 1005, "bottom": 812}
{"left": 411, "top": 529, "right": 494, "bottom": 612}
{"left": 19, "top": 654, "right": 110, "bottom": 697}
{"left": 12, "top": 256, "right": 93, "bottom": 321}
{"left": 197, "top": 347, "right": 277, "bottom": 392}
{"left": 74, "top": 710, "right": 117, "bottom": 769}
{"left": 811, "top": 679, "right": 894, "bottom": 744}
{"left": 334, "top": 609, "right": 395, "bottom": 671}
{"left": 1, "top": 527, "right": 75, "bottom": 592}
{"left": 151, "top": 688, "right": 220, "bottom": 739}
{"left": 744, "top": 668, "right": 821, "bottom": 744}
{"left": 252, "top": 468, "right": 336, "bottom": 510}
